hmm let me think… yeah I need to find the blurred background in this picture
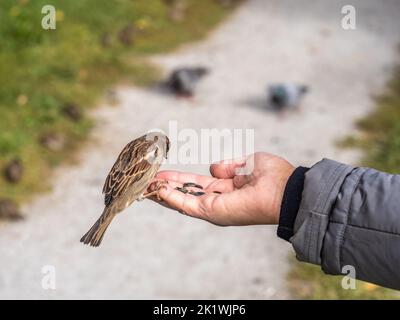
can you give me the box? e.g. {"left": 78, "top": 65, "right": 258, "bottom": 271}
{"left": 0, "top": 0, "right": 400, "bottom": 299}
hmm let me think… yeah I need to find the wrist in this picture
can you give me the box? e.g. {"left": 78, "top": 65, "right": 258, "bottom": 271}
{"left": 277, "top": 166, "right": 309, "bottom": 241}
{"left": 271, "top": 166, "right": 296, "bottom": 224}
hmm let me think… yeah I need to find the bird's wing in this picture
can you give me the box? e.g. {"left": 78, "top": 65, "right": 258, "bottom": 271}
{"left": 102, "top": 138, "right": 158, "bottom": 207}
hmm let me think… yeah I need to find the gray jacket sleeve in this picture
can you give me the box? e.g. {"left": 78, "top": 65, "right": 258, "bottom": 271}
{"left": 291, "top": 159, "right": 400, "bottom": 290}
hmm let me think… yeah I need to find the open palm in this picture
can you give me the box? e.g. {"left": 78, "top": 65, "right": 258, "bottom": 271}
{"left": 151, "top": 152, "right": 295, "bottom": 226}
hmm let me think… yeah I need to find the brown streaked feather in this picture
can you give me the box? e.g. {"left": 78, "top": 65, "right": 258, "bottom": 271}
{"left": 81, "top": 132, "right": 169, "bottom": 247}
{"left": 102, "top": 136, "right": 157, "bottom": 207}
{"left": 80, "top": 206, "right": 116, "bottom": 247}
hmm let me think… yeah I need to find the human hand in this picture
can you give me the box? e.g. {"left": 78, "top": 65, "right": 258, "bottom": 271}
{"left": 150, "top": 152, "right": 295, "bottom": 226}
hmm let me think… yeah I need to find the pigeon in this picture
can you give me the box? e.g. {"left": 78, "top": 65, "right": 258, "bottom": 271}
{"left": 268, "top": 83, "right": 309, "bottom": 112}
{"left": 167, "top": 67, "right": 209, "bottom": 97}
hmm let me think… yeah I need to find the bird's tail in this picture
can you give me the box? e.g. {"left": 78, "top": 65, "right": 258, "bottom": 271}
{"left": 80, "top": 207, "right": 116, "bottom": 247}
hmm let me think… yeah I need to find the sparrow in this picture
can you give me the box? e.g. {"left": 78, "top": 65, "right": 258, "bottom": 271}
{"left": 80, "top": 131, "right": 170, "bottom": 247}
{"left": 268, "top": 83, "right": 309, "bottom": 112}
{"left": 167, "top": 67, "right": 209, "bottom": 97}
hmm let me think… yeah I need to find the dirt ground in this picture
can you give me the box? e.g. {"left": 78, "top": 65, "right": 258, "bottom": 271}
{"left": 1, "top": 0, "right": 400, "bottom": 299}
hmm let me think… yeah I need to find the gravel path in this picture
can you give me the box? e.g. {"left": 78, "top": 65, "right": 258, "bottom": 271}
{"left": 1, "top": 0, "right": 400, "bottom": 299}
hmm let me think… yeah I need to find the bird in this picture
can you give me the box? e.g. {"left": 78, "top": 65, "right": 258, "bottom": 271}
{"left": 4, "top": 158, "right": 23, "bottom": 183}
{"left": 80, "top": 132, "right": 170, "bottom": 247}
{"left": 268, "top": 83, "right": 309, "bottom": 112}
{"left": 167, "top": 67, "right": 209, "bottom": 97}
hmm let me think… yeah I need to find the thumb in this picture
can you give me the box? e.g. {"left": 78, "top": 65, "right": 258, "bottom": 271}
{"left": 210, "top": 157, "right": 246, "bottom": 179}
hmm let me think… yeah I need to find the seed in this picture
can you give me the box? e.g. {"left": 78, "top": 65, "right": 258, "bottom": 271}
{"left": 175, "top": 187, "right": 188, "bottom": 194}
{"left": 183, "top": 182, "right": 203, "bottom": 189}
{"left": 188, "top": 191, "right": 205, "bottom": 196}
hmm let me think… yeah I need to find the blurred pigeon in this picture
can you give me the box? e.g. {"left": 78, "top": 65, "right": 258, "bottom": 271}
{"left": 268, "top": 83, "right": 309, "bottom": 111}
{"left": 0, "top": 199, "right": 23, "bottom": 221}
{"left": 3, "top": 158, "right": 23, "bottom": 183}
{"left": 167, "top": 67, "right": 209, "bottom": 97}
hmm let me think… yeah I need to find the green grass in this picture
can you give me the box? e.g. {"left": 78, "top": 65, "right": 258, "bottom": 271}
{"left": 289, "top": 259, "right": 400, "bottom": 299}
{"left": 289, "top": 65, "right": 400, "bottom": 300}
{"left": 343, "top": 66, "right": 400, "bottom": 173}
{"left": 0, "top": 0, "right": 236, "bottom": 202}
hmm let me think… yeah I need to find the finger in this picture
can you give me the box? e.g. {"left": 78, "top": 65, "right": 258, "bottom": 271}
{"left": 203, "top": 179, "right": 235, "bottom": 193}
{"left": 232, "top": 174, "right": 252, "bottom": 189}
{"left": 156, "top": 184, "right": 205, "bottom": 218}
{"left": 147, "top": 177, "right": 234, "bottom": 195}
{"left": 197, "top": 189, "right": 255, "bottom": 226}
{"left": 155, "top": 184, "right": 256, "bottom": 226}
{"left": 160, "top": 187, "right": 230, "bottom": 225}
{"left": 147, "top": 195, "right": 176, "bottom": 211}
{"left": 210, "top": 157, "right": 246, "bottom": 179}
{"left": 147, "top": 181, "right": 218, "bottom": 213}
{"left": 155, "top": 171, "right": 217, "bottom": 188}
{"left": 147, "top": 179, "right": 181, "bottom": 192}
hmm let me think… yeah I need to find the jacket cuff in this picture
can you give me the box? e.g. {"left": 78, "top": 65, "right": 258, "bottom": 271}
{"left": 290, "top": 159, "right": 355, "bottom": 266}
{"left": 277, "top": 166, "right": 309, "bottom": 241}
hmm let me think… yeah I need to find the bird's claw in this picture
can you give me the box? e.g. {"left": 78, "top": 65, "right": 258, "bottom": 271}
{"left": 143, "top": 180, "right": 168, "bottom": 201}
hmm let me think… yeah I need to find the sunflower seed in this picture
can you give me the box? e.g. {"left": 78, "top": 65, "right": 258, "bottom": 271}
{"left": 183, "top": 182, "right": 203, "bottom": 189}
{"left": 175, "top": 187, "right": 188, "bottom": 194}
{"left": 188, "top": 191, "right": 205, "bottom": 196}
